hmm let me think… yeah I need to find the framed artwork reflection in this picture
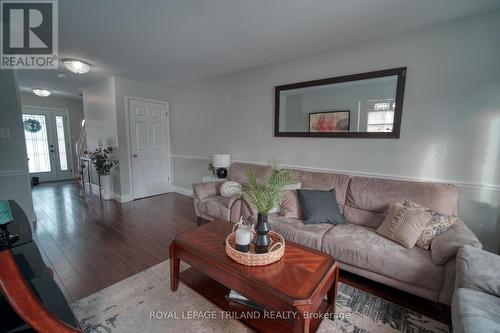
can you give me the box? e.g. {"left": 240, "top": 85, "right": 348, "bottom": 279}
{"left": 309, "top": 110, "right": 350, "bottom": 132}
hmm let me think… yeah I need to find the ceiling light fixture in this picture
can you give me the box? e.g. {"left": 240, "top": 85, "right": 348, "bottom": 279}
{"left": 63, "top": 59, "right": 91, "bottom": 74}
{"left": 32, "top": 88, "right": 52, "bottom": 97}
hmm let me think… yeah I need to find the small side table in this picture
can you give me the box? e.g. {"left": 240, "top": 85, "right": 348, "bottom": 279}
{"left": 202, "top": 176, "right": 225, "bottom": 182}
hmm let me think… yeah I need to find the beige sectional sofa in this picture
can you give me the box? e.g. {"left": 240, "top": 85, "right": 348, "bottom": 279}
{"left": 192, "top": 162, "right": 482, "bottom": 305}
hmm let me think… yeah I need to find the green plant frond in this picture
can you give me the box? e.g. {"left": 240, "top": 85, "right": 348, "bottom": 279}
{"left": 240, "top": 160, "right": 295, "bottom": 214}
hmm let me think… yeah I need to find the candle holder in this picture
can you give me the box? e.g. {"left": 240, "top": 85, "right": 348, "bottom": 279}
{"left": 225, "top": 225, "right": 285, "bottom": 266}
{"left": 234, "top": 218, "right": 251, "bottom": 253}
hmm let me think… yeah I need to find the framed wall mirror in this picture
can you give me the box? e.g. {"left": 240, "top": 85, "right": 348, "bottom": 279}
{"left": 274, "top": 67, "right": 406, "bottom": 138}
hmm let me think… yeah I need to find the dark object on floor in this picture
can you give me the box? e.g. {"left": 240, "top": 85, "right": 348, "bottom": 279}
{"left": 216, "top": 167, "right": 228, "bottom": 178}
{"left": 225, "top": 290, "right": 264, "bottom": 311}
{"left": 0, "top": 200, "right": 81, "bottom": 332}
{"left": 0, "top": 222, "right": 19, "bottom": 250}
{"left": 31, "top": 177, "right": 40, "bottom": 186}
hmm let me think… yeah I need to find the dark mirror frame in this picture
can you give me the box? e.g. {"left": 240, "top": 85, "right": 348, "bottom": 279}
{"left": 274, "top": 67, "right": 407, "bottom": 138}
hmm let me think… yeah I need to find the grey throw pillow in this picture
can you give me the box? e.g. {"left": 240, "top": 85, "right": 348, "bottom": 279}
{"left": 296, "top": 189, "right": 346, "bottom": 225}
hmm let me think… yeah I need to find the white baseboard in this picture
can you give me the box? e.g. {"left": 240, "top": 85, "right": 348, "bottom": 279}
{"left": 86, "top": 182, "right": 134, "bottom": 202}
{"left": 117, "top": 193, "right": 134, "bottom": 202}
{"left": 174, "top": 186, "right": 193, "bottom": 197}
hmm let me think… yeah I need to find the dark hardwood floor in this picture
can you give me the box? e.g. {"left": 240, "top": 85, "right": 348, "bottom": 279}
{"left": 31, "top": 181, "right": 197, "bottom": 302}
{"left": 31, "top": 181, "right": 450, "bottom": 324}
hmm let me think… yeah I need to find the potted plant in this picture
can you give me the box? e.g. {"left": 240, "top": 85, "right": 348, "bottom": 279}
{"left": 90, "top": 147, "right": 118, "bottom": 200}
{"left": 241, "top": 160, "right": 294, "bottom": 253}
{"left": 208, "top": 162, "right": 216, "bottom": 177}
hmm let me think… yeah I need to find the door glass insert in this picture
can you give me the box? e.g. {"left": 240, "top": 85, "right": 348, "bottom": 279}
{"left": 55, "top": 116, "right": 68, "bottom": 171}
{"left": 23, "top": 114, "right": 51, "bottom": 173}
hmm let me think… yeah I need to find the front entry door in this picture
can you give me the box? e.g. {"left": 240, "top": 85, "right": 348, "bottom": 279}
{"left": 22, "top": 108, "right": 73, "bottom": 182}
{"left": 129, "top": 98, "right": 171, "bottom": 199}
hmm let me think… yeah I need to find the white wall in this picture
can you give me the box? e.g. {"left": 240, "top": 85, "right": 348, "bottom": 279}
{"left": 82, "top": 77, "right": 119, "bottom": 191}
{"left": 0, "top": 70, "right": 35, "bottom": 221}
{"left": 169, "top": 11, "right": 500, "bottom": 252}
{"left": 82, "top": 76, "right": 171, "bottom": 200}
{"left": 20, "top": 93, "right": 84, "bottom": 173}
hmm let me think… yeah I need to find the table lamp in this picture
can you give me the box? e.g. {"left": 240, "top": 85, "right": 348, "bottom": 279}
{"left": 0, "top": 201, "right": 18, "bottom": 250}
{"left": 212, "top": 154, "right": 230, "bottom": 179}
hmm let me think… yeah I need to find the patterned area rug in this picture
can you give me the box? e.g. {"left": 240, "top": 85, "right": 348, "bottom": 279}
{"left": 71, "top": 261, "right": 449, "bottom": 333}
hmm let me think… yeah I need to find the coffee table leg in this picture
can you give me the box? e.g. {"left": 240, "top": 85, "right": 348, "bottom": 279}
{"left": 293, "top": 312, "right": 310, "bottom": 333}
{"left": 327, "top": 264, "right": 339, "bottom": 315}
{"left": 169, "top": 242, "right": 180, "bottom": 292}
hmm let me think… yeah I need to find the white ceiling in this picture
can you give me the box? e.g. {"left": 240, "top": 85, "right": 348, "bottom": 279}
{"left": 17, "top": 0, "right": 500, "bottom": 98}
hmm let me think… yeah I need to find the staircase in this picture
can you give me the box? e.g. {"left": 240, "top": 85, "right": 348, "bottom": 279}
{"left": 75, "top": 122, "right": 87, "bottom": 182}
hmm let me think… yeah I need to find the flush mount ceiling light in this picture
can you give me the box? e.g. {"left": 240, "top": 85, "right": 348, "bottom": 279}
{"left": 32, "top": 88, "right": 52, "bottom": 97}
{"left": 63, "top": 59, "right": 91, "bottom": 74}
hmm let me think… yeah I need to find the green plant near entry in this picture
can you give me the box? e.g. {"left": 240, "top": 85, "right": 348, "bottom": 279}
{"left": 208, "top": 162, "right": 216, "bottom": 177}
{"left": 90, "top": 147, "right": 118, "bottom": 176}
{"left": 241, "top": 160, "right": 295, "bottom": 215}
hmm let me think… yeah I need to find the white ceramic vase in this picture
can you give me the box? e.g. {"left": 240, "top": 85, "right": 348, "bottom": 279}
{"left": 101, "top": 174, "right": 113, "bottom": 200}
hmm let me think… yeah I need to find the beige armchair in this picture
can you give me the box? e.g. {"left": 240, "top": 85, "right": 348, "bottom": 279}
{"left": 192, "top": 181, "right": 247, "bottom": 224}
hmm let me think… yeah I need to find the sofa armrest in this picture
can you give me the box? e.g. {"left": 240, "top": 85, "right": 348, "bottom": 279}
{"left": 455, "top": 245, "right": 500, "bottom": 297}
{"left": 431, "top": 219, "right": 481, "bottom": 265}
{"left": 192, "top": 181, "right": 223, "bottom": 200}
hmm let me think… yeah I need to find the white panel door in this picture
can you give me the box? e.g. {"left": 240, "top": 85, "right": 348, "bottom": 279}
{"left": 129, "top": 98, "right": 171, "bottom": 199}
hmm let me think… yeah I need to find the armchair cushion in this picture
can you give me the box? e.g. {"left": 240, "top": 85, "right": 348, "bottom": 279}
{"left": 455, "top": 244, "right": 500, "bottom": 296}
{"left": 430, "top": 219, "right": 481, "bottom": 265}
{"left": 198, "top": 195, "right": 240, "bottom": 221}
{"left": 192, "top": 181, "right": 223, "bottom": 200}
{"left": 452, "top": 288, "right": 500, "bottom": 333}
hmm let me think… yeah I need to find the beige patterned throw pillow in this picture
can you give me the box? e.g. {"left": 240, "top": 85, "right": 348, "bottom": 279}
{"left": 404, "top": 200, "right": 458, "bottom": 250}
{"left": 377, "top": 202, "right": 432, "bottom": 248}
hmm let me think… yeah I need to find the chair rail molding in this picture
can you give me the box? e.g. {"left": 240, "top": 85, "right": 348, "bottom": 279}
{"left": 0, "top": 170, "right": 29, "bottom": 177}
{"left": 171, "top": 154, "right": 500, "bottom": 192}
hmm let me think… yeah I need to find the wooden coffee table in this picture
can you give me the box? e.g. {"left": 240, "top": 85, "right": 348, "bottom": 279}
{"left": 169, "top": 220, "right": 339, "bottom": 333}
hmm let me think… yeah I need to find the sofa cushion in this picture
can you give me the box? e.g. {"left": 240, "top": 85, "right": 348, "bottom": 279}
{"left": 344, "top": 176, "right": 459, "bottom": 228}
{"left": 268, "top": 215, "right": 335, "bottom": 251}
{"left": 228, "top": 163, "right": 269, "bottom": 184}
{"left": 293, "top": 170, "right": 350, "bottom": 207}
{"left": 297, "top": 189, "right": 346, "bottom": 225}
{"left": 452, "top": 288, "right": 500, "bottom": 333}
{"left": 431, "top": 220, "right": 482, "bottom": 265}
{"left": 404, "top": 200, "right": 457, "bottom": 250}
{"left": 198, "top": 195, "right": 237, "bottom": 221}
{"left": 220, "top": 181, "right": 242, "bottom": 198}
{"left": 279, "top": 190, "right": 302, "bottom": 219}
{"left": 228, "top": 163, "right": 351, "bottom": 209}
{"left": 455, "top": 244, "right": 500, "bottom": 296}
{"left": 376, "top": 202, "right": 431, "bottom": 248}
{"left": 322, "top": 224, "right": 444, "bottom": 290}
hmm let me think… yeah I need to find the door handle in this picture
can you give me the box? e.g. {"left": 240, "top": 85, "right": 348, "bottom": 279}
{"left": 132, "top": 154, "right": 138, "bottom": 158}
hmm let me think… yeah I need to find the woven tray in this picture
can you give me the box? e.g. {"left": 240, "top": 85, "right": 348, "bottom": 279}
{"left": 225, "top": 225, "right": 285, "bottom": 266}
